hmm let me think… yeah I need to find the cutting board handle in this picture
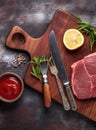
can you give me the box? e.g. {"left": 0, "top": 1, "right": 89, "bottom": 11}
{"left": 5, "top": 25, "right": 50, "bottom": 58}
{"left": 5, "top": 26, "right": 39, "bottom": 56}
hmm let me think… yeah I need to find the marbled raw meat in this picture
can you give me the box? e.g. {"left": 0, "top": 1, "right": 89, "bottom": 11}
{"left": 71, "top": 52, "right": 96, "bottom": 100}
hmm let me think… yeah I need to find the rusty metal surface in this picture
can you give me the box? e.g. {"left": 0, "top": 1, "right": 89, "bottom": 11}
{"left": 0, "top": 0, "right": 96, "bottom": 130}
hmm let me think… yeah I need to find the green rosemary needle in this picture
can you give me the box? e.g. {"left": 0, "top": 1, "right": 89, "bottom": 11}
{"left": 30, "top": 56, "right": 52, "bottom": 80}
{"left": 78, "top": 21, "right": 96, "bottom": 51}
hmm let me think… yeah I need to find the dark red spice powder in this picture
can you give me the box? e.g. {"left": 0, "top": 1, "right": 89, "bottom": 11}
{"left": 0, "top": 75, "right": 21, "bottom": 100}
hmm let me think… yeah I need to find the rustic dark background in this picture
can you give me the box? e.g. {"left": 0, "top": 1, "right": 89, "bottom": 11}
{"left": 0, "top": 0, "right": 96, "bottom": 130}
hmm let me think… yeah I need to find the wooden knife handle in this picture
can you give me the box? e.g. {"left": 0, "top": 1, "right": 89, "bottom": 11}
{"left": 43, "top": 83, "right": 51, "bottom": 108}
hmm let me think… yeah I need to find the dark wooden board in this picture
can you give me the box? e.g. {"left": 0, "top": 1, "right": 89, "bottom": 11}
{"left": 5, "top": 9, "right": 96, "bottom": 121}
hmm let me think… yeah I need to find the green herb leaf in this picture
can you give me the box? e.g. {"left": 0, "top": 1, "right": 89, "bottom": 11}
{"left": 30, "top": 56, "right": 51, "bottom": 80}
{"left": 78, "top": 21, "right": 96, "bottom": 51}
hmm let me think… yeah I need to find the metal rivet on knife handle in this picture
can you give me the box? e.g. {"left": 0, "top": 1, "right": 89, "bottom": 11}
{"left": 56, "top": 75, "right": 70, "bottom": 110}
{"left": 64, "top": 82, "right": 77, "bottom": 111}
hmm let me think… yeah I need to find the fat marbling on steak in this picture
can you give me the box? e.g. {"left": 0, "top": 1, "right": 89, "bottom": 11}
{"left": 71, "top": 52, "right": 96, "bottom": 100}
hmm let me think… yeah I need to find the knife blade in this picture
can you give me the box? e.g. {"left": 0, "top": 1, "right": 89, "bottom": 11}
{"left": 49, "top": 30, "right": 77, "bottom": 111}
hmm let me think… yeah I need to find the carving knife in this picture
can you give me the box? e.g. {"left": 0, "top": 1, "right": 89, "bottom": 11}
{"left": 49, "top": 30, "right": 77, "bottom": 111}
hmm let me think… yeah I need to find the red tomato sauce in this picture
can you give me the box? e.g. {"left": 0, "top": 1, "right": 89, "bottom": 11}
{"left": 0, "top": 75, "right": 21, "bottom": 100}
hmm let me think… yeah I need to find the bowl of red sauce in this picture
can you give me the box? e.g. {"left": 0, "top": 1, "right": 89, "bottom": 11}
{"left": 0, "top": 72, "right": 24, "bottom": 103}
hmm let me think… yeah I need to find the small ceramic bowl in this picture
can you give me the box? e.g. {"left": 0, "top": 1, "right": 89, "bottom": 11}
{"left": 0, "top": 72, "right": 24, "bottom": 103}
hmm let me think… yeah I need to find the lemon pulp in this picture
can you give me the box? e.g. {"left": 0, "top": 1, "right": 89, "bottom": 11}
{"left": 63, "top": 29, "right": 84, "bottom": 50}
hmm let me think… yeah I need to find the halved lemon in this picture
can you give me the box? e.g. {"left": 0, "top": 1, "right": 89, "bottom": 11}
{"left": 63, "top": 29, "right": 84, "bottom": 50}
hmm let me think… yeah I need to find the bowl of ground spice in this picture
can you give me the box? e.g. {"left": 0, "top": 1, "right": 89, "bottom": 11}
{"left": 0, "top": 72, "right": 24, "bottom": 103}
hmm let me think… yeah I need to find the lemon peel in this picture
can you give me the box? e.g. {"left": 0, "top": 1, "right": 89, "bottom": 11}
{"left": 63, "top": 29, "right": 84, "bottom": 50}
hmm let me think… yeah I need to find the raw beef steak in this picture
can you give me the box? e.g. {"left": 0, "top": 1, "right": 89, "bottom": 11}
{"left": 71, "top": 52, "right": 96, "bottom": 100}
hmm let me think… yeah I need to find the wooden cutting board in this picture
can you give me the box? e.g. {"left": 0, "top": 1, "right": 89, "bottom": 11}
{"left": 5, "top": 9, "right": 96, "bottom": 121}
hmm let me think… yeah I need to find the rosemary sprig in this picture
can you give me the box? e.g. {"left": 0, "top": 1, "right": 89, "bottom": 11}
{"left": 78, "top": 21, "right": 96, "bottom": 51}
{"left": 30, "top": 56, "right": 52, "bottom": 80}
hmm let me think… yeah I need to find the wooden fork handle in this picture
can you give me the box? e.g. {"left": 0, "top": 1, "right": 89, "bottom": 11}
{"left": 43, "top": 83, "right": 51, "bottom": 108}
